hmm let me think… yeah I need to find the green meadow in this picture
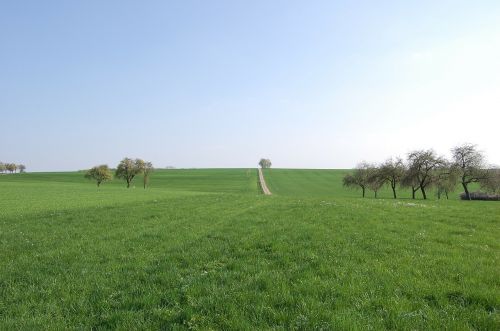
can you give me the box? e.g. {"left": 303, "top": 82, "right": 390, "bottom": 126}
{"left": 0, "top": 169, "right": 499, "bottom": 330}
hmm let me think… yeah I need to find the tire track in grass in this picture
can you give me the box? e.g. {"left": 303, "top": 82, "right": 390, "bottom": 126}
{"left": 258, "top": 168, "right": 272, "bottom": 195}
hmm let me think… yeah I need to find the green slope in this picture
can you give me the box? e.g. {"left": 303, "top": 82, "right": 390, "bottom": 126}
{"left": 0, "top": 169, "right": 498, "bottom": 329}
{"left": 263, "top": 168, "right": 472, "bottom": 199}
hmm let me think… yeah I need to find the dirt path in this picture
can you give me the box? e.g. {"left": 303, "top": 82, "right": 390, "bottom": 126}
{"left": 258, "top": 168, "right": 272, "bottom": 195}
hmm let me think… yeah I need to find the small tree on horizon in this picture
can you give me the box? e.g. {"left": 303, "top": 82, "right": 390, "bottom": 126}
{"left": 85, "top": 165, "right": 113, "bottom": 187}
{"left": 0, "top": 162, "right": 5, "bottom": 173}
{"left": 6, "top": 163, "right": 17, "bottom": 174}
{"left": 259, "top": 158, "right": 272, "bottom": 169}
{"left": 18, "top": 164, "right": 26, "bottom": 173}
{"left": 115, "top": 158, "right": 142, "bottom": 188}
{"left": 343, "top": 162, "right": 372, "bottom": 198}
{"left": 136, "top": 159, "right": 154, "bottom": 189}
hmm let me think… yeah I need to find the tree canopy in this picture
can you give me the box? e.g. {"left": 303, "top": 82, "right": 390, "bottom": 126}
{"left": 451, "top": 144, "right": 489, "bottom": 200}
{"left": 136, "top": 159, "right": 154, "bottom": 189}
{"left": 115, "top": 158, "right": 142, "bottom": 188}
{"left": 85, "top": 165, "right": 112, "bottom": 187}
{"left": 259, "top": 159, "right": 272, "bottom": 169}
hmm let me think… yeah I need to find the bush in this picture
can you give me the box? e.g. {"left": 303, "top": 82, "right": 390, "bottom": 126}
{"left": 460, "top": 191, "right": 500, "bottom": 201}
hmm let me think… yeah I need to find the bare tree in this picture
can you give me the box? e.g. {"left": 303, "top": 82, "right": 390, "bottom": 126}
{"left": 85, "top": 165, "right": 113, "bottom": 187}
{"left": 406, "top": 150, "right": 446, "bottom": 199}
{"left": 366, "top": 166, "right": 385, "bottom": 198}
{"left": 259, "top": 158, "right": 272, "bottom": 169}
{"left": 115, "top": 158, "right": 142, "bottom": 188}
{"left": 480, "top": 168, "right": 500, "bottom": 195}
{"left": 378, "top": 158, "right": 405, "bottom": 199}
{"left": 434, "top": 164, "right": 458, "bottom": 200}
{"left": 401, "top": 166, "right": 421, "bottom": 199}
{"left": 343, "top": 162, "right": 372, "bottom": 198}
{"left": 451, "top": 144, "right": 489, "bottom": 200}
{"left": 18, "top": 164, "right": 26, "bottom": 173}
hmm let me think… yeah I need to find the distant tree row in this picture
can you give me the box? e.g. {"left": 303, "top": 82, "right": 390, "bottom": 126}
{"left": 85, "top": 158, "right": 154, "bottom": 188}
{"left": 343, "top": 144, "right": 500, "bottom": 200}
{"left": 0, "top": 162, "right": 26, "bottom": 174}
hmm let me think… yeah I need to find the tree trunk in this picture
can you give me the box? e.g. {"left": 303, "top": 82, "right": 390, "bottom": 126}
{"left": 445, "top": 191, "right": 449, "bottom": 200}
{"left": 462, "top": 182, "right": 470, "bottom": 200}
{"left": 421, "top": 186, "right": 427, "bottom": 200}
{"left": 374, "top": 190, "right": 378, "bottom": 199}
{"left": 127, "top": 179, "right": 130, "bottom": 188}
{"left": 97, "top": 181, "right": 101, "bottom": 187}
{"left": 391, "top": 183, "right": 397, "bottom": 199}
{"left": 362, "top": 187, "right": 365, "bottom": 198}
{"left": 412, "top": 187, "right": 416, "bottom": 199}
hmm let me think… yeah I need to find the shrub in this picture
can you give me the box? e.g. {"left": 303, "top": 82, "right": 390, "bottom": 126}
{"left": 460, "top": 191, "right": 500, "bottom": 201}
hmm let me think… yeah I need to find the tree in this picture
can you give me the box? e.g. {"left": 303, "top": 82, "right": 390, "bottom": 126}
{"left": 85, "top": 165, "right": 113, "bottom": 187}
{"left": 115, "top": 158, "right": 142, "bottom": 188}
{"left": 379, "top": 158, "right": 405, "bottom": 199}
{"left": 366, "top": 166, "right": 385, "bottom": 198}
{"left": 6, "top": 163, "right": 17, "bottom": 174}
{"left": 451, "top": 144, "right": 489, "bottom": 200}
{"left": 434, "top": 164, "right": 458, "bottom": 200}
{"left": 406, "top": 150, "right": 446, "bottom": 199}
{"left": 401, "top": 166, "right": 421, "bottom": 199}
{"left": 137, "top": 159, "right": 154, "bottom": 189}
{"left": 343, "top": 162, "right": 372, "bottom": 198}
{"left": 259, "top": 158, "right": 272, "bottom": 169}
{"left": 480, "top": 168, "right": 500, "bottom": 195}
{"left": 18, "top": 164, "right": 26, "bottom": 173}
{"left": 0, "top": 162, "right": 5, "bottom": 174}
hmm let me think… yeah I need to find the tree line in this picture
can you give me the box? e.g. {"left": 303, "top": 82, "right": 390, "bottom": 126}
{"left": 85, "top": 158, "right": 154, "bottom": 188}
{"left": 0, "top": 162, "right": 26, "bottom": 174}
{"left": 343, "top": 144, "right": 500, "bottom": 200}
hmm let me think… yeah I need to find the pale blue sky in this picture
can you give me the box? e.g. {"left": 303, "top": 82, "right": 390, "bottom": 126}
{"left": 1, "top": 1, "right": 499, "bottom": 171}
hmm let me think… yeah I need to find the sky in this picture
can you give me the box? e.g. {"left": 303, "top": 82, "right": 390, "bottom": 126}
{"left": 1, "top": 1, "right": 499, "bottom": 171}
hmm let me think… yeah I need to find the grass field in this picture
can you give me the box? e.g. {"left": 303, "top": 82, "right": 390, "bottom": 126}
{"left": 263, "top": 168, "right": 477, "bottom": 199}
{"left": 1, "top": 169, "right": 499, "bottom": 329}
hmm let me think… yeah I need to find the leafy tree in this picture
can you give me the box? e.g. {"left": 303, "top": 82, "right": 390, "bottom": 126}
{"left": 136, "top": 159, "right": 154, "bottom": 189}
{"left": 115, "top": 158, "right": 142, "bottom": 188}
{"left": 343, "top": 162, "right": 372, "bottom": 198}
{"left": 18, "top": 164, "right": 26, "bottom": 173}
{"left": 406, "top": 150, "right": 446, "bottom": 199}
{"left": 6, "top": 163, "right": 17, "bottom": 174}
{"left": 451, "top": 144, "right": 489, "bottom": 200}
{"left": 85, "top": 165, "right": 113, "bottom": 187}
{"left": 258, "top": 158, "right": 272, "bottom": 169}
{"left": 0, "top": 162, "right": 5, "bottom": 173}
{"left": 378, "top": 158, "right": 405, "bottom": 199}
{"left": 259, "top": 158, "right": 272, "bottom": 169}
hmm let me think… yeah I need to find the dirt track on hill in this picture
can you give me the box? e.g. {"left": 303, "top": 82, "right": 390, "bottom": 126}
{"left": 258, "top": 168, "right": 272, "bottom": 195}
